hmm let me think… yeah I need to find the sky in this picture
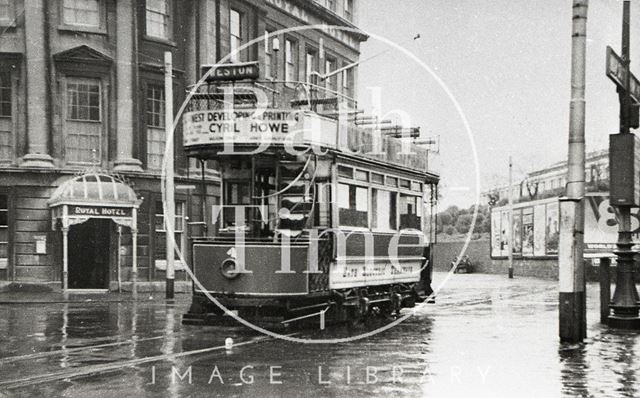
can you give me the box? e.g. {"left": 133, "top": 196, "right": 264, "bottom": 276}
{"left": 356, "top": 0, "right": 640, "bottom": 209}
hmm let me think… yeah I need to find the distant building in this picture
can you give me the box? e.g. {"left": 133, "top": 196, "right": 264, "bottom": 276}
{"left": 0, "top": 0, "right": 365, "bottom": 291}
{"left": 484, "top": 149, "right": 609, "bottom": 205}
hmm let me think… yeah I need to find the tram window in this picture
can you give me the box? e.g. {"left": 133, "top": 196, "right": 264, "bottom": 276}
{"left": 338, "top": 183, "right": 368, "bottom": 228}
{"left": 338, "top": 165, "right": 353, "bottom": 179}
{"left": 371, "top": 173, "right": 384, "bottom": 185}
{"left": 399, "top": 179, "right": 410, "bottom": 189}
{"left": 411, "top": 181, "right": 422, "bottom": 192}
{"left": 223, "top": 181, "right": 251, "bottom": 229}
{"left": 372, "top": 189, "right": 396, "bottom": 231}
{"left": 314, "top": 183, "right": 331, "bottom": 227}
{"left": 225, "top": 182, "right": 250, "bottom": 205}
{"left": 386, "top": 176, "right": 397, "bottom": 187}
{"left": 399, "top": 194, "right": 422, "bottom": 230}
{"left": 355, "top": 170, "right": 369, "bottom": 182}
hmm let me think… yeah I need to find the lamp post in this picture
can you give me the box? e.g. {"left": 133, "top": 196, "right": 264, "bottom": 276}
{"left": 607, "top": 0, "right": 640, "bottom": 329}
{"left": 165, "top": 51, "right": 175, "bottom": 300}
{"left": 559, "top": 0, "right": 588, "bottom": 343}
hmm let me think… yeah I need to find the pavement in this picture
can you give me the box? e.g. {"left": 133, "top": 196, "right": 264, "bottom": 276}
{"left": 0, "top": 272, "right": 637, "bottom": 397}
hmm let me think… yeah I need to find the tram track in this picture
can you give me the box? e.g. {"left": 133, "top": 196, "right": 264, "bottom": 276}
{"left": 0, "top": 286, "right": 556, "bottom": 391}
{"left": 0, "top": 334, "right": 169, "bottom": 365}
{"left": 0, "top": 333, "right": 292, "bottom": 390}
{"left": 434, "top": 286, "right": 557, "bottom": 308}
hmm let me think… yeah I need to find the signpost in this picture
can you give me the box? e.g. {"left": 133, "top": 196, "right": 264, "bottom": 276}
{"left": 606, "top": 46, "right": 640, "bottom": 129}
{"left": 605, "top": 0, "right": 640, "bottom": 330}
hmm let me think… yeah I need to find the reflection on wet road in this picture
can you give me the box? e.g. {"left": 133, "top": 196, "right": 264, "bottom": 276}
{"left": 0, "top": 273, "right": 638, "bottom": 397}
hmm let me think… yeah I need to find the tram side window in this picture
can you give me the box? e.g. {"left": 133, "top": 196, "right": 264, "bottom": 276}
{"left": 223, "top": 181, "right": 251, "bottom": 229}
{"left": 399, "top": 194, "right": 422, "bottom": 230}
{"left": 338, "top": 183, "right": 368, "bottom": 228}
{"left": 314, "top": 182, "right": 331, "bottom": 227}
{"left": 372, "top": 189, "right": 396, "bottom": 231}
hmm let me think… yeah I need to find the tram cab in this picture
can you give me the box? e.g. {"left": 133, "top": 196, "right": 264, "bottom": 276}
{"left": 182, "top": 64, "right": 439, "bottom": 326}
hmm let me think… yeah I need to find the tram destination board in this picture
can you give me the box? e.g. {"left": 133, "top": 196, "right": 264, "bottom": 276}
{"left": 200, "top": 62, "right": 259, "bottom": 82}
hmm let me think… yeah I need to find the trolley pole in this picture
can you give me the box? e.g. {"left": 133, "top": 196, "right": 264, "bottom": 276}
{"left": 508, "top": 156, "right": 514, "bottom": 279}
{"left": 559, "top": 0, "right": 588, "bottom": 343}
{"left": 165, "top": 51, "right": 175, "bottom": 300}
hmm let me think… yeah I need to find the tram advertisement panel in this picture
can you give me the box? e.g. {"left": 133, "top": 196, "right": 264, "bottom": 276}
{"left": 182, "top": 109, "right": 337, "bottom": 149}
{"left": 522, "top": 208, "right": 534, "bottom": 256}
{"left": 490, "top": 194, "right": 638, "bottom": 258}
{"left": 533, "top": 204, "right": 546, "bottom": 256}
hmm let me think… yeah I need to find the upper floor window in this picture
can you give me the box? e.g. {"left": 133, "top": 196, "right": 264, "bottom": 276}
{"left": 344, "top": 0, "right": 353, "bottom": 20}
{"left": 67, "top": 80, "right": 100, "bottom": 121}
{"left": 325, "top": 58, "right": 337, "bottom": 92}
{"left": 0, "top": 194, "right": 7, "bottom": 269}
{"left": 146, "top": 0, "right": 172, "bottom": 40}
{"left": 0, "top": 72, "right": 12, "bottom": 161}
{"left": 305, "top": 49, "right": 318, "bottom": 84}
{"left": 146, "top": 85, "right": 165, "bottom": 170}
{"left": 65, "top": 77, "right": 102, "bottom": 164}
{"left": 342, "top": 64, "right": 354, "bottom": 98}
{"left": 62, "top": 0, "right": 100, "bottom": 28}
{"left": 327, "top": 0, "right": 336, "bottom": 12}
{"left": 0, "top": 0, "right": 14, "bottom": 24}
{"left": 0, "top": 72, "right": 10, "bottom": 118}
{"left": 264, "top": 30, "right": 273, "bottom": 79}
{"left": 285, "top": 39, "right": 298, "bottom": 84}
{"left": 229, "top": 9, "right": 242, "bottom": 62}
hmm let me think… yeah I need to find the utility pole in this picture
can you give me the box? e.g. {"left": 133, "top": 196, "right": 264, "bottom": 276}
{"left": 508, "top": 156, "right": 514, "bottom": 279}
{"left": 165, "top": 51, "right": 175, "bottom": 300}
{"left": 607, "top": 0, "right": 640, "bottom": 329}
{"left": 559, "top": 0, "right": 588, "bottom": 343}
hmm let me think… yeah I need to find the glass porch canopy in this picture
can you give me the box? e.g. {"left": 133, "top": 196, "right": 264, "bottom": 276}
{"left": 48, "top": 173, "right": 141, "bottom": 291}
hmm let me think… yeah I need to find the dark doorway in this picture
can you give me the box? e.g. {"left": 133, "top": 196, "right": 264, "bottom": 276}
{"left": 68, "top": 219, "right": 111, "bottom": 289}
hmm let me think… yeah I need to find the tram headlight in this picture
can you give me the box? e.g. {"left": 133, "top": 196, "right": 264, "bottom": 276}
{"left": 220, "top": 258, "right": 241, "bottom": 280}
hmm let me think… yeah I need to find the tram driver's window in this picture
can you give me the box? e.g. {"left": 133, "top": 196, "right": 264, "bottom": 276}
{"left": 338, "top": 183, "right": 368, "bottom": 228}
{"left": 399, "top": 194, "right": 422, "bottom": 230}
{"left": 223, "top": 181, "right": 251, "bottom": 230}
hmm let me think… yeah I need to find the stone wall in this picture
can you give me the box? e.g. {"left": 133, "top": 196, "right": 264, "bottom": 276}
{"left": 432, "top": 239, "right": 606, "bottom": 281}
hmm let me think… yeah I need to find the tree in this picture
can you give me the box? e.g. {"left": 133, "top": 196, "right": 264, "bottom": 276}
{"left": 445, "top": 226, "right": 456, "bottom": 235}
{"left": 438, "top": 212, "right": 452, "bottom": 226}
{"left": 455, "top": 214, "right": 473, "bottom": 234}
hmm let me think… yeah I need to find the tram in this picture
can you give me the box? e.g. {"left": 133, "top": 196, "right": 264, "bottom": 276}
{"left": 182, "top": 63, "right": 439, "bottom": 327}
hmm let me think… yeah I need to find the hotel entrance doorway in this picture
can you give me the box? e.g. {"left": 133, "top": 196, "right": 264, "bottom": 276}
{"left": 67, "top": 219, "right": 111, "bottom": 290}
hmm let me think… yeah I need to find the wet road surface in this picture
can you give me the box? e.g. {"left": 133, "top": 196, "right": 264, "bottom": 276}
{"left": 0, "top": 273, "right": 638, "bottom": 397}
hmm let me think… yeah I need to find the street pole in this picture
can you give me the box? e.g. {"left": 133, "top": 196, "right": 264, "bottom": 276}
{"left": 165, "top": 51, "right": 175, "bottom": 300}
{"left": 559, "top": 0, "right": 588, "bottom": 343}
{"left": 508, "top": 156, "right": 514, "bottom": 279}
{"left": 608, "top": 0, "right": 640, "bottom": 329}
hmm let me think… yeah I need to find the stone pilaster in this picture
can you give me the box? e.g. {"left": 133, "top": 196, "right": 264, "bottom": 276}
{"left": 22, "top": 0, "right": 54, "bottom": 168}
{"left": 114, "top": 0, "right": 143, "bottom": 172}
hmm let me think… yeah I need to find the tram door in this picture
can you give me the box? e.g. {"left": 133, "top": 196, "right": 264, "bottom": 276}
{"left": 68, "top": 219, "right": 111, "bottom": 289}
